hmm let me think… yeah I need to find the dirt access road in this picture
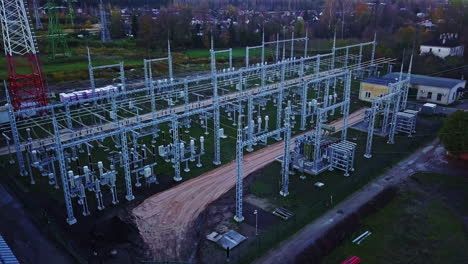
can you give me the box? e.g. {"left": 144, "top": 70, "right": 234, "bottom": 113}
{"left": 129, "top": 108, "right": 367, "bottom": 260}
{"left": 253, "top": 138, "right": 467, "bottom": 264}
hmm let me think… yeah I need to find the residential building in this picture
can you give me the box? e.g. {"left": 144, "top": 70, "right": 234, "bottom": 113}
{"left": 420, "top": 33, "right": 464, "bottom": 59}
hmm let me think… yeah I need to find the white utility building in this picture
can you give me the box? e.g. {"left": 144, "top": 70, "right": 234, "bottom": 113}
{"left": 420, "top": 33, "right": 464, "bottom": 59}
{"left": 385, "top": 73, "right": 466, "bottom": 105}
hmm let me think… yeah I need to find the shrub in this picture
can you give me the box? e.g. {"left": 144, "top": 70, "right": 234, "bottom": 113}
{"left": 439, "top": 110, "right": 468, "bottom": 155}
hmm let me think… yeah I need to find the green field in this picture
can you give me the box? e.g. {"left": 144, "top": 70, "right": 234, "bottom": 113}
{"left": 323, "top": 172, "right": 468, "bottom": 264}
{"left": 0, "top": 37, "right": 364, "bottom": 84}
{"left": 0, "top": 40, "right": 267, "bottom": 83}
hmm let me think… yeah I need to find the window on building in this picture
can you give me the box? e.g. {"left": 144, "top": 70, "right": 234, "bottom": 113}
{"left": 437, "top": 93, "right": 443, "bottom": 101}
{"left": 365, "top": 91, "right": 371, "bottom": 98}
{"left": 427, "top": 92, "right": 432, "bottom": 99}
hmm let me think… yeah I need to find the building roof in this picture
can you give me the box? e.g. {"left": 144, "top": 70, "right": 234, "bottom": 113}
{"left": 361, "top": 76, "right": 400, "bottom": 86}
{"left": 421, "top": 33, "right": 463, "bottom": 48}
{"left": 0, "top": 235, "right": 19, "bottom": 264}
{"left": 384, "top": 73, "right": 466, "bottom": 90}
{"left": 421, "top": 41, "right": 462, "bottom": 48}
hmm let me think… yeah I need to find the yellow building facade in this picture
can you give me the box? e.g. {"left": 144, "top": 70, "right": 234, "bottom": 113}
{"left": 358, "top": 78, "right": 393, "bottom": 102}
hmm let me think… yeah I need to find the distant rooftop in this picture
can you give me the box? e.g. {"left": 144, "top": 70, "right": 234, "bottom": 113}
{"left": 0, "top": 235, "right": 19, "bottom": 264}
{"left": 362, "top": 76, "right": 400, "bottom": 86}
{"left": 384, "top": 73, "right": 466, "bottom": 89}
{"left": 422, "top": 33, "right": 463, "bottom": 47}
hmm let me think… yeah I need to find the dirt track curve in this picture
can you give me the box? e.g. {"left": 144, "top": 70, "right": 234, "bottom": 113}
{"left": 129, "top": 108, "right": 367, "bottom": 261}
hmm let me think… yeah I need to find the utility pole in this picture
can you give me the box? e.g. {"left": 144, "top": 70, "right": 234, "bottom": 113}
{"left": 254, "top": 209, "right": 258, "bottom": 236}
{"left": 210, "top": 36, "right": 221, "bottom": 165}
{"left": 234, "top": 115, "right": 244, "bottom": 222}
{"left": 99, "top": 0, "right": 111, "bottom": 42}
{"left": 280, "top": 102, "right": 291, "bottom": 197}
{"left": 32, "top": 0, "right": 42, "bottom": 29}
{"left": 67, "top": 0, "right": 75, "bottom": 28}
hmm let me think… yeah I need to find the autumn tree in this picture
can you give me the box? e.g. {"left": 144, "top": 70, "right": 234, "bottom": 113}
{"left": 294, "top": 18, "right": 305, "bottom": 37}
{"left": 322, "top": 0, "right": 338, "bottom": 33}
{"left": 137, "top": 15, "right": 157, "bottom": 54}
{"left": 397, "top": 26, "right": 417, "bottom": 50}
{"left": 131, "top": 14, "right": 138, "bottom": 38}
{"left": 110, "top": 7, "right": 124, "bottom": 38}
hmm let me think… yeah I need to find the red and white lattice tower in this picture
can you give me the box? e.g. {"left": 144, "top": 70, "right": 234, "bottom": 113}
{"left": 0, "top": 0, "right": 48, "bottom": 110}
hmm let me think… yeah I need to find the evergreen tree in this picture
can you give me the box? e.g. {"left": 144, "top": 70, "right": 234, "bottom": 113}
{"left": 131, "top": 14, "right": 139, "bottom": 38}
{"left": 110, "top": 7, "right": 124, "bottom": 38}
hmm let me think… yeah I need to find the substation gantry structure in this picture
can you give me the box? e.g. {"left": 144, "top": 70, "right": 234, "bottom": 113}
{"left": 45, "top": 1, "right": 71, "bottom": 59}
{"left": 289, "top": 70, "right": 356, "bottom": 178}
{"left": 362, "top": 56, "right": 415, "bottom": 158}
{"left": 67, "top": 0, "right": 75, "bottom": 27}
{"left": 1, "top": 31, "right": 399, "bottom": 224}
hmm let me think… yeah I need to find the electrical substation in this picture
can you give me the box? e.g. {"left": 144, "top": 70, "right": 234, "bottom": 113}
{"left": 0, "top": 0, "right": 419, "bottom": 232}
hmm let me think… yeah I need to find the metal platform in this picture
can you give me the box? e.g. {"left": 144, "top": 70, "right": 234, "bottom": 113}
{"left": 216, "top": 230, "right": 247, "bottom": 250}
{"left": 396, "top": 112, "right": 417, "bottom": 136}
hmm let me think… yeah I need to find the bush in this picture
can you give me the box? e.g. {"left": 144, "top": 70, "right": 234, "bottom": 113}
{"left": 439, "top": 110, "right": 468, "bottom": 155}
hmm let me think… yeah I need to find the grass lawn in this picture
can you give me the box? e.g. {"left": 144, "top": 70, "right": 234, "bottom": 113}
{"left": 0, "top": 37, "right": 367, "bottom": 83}
{"left": 0, "top": 44, "right": 263, "bottom": 83}
{"left": 322, "top": 172, "right": 468, "bottom": 264}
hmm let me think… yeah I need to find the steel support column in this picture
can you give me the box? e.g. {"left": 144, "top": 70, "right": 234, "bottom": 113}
{"left": 172, "top": 119, "right": 182, "bottom": 181}
{"left": 120, "top": 130, "right": 135, "bottom": 200}
{"left": 364, "top": 101, "right": 378, "bottom": 158}
{"left": 300, "top": 80, "right": 308, "bottom": 130}
{"left": 234, "top": 116, "right": 244, "bottom": 222}
{"left": 52, "top": 114, "right": 77, "bottom": 225}
{"left": 280, "top": 103, "right": 291, "bottom": 197}
{"left": 211, "top": 38, "right": 221, "bottom": 165}
{"left": 341, "top": 72, "right": 352, "bottom": 141}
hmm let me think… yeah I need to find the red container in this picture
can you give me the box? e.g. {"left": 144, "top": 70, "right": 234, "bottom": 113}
{"left": 341, "top": 256, "right": 361, "bottom": 264}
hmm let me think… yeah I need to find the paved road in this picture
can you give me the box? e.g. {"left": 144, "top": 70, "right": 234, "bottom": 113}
{"left": 253, "top": 139, "right": 464, "bottom": 264}
{"left": 0, "top": 184, "right": 74, "bottom": 264}
{"left": 406, "top": 99, "right": 468, "bottom": 115}
{"left": 130, "top": 108, "right": 367, "bottom": 261}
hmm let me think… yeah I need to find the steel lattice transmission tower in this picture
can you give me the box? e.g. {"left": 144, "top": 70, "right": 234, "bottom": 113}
{"left": 31, "top": 0, "right": 42, "bottom": 29}
{"left": 99, "top": 0, "right": 110, "bottom": 42}
{"left": 66, "top": 0, "right": 75, "bottom": 27}
{"left": 45, "top": 1, "right": 71, "bottom": 59}
{"left": 0, "top": 0, "right": 48, "bottom": 110}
